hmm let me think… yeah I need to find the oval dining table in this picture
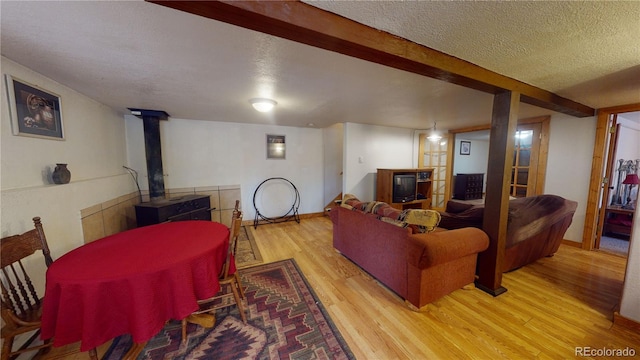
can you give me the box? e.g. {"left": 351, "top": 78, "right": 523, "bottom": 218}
{"left": 40, "top": 220, "right": 232, "bottom": 359}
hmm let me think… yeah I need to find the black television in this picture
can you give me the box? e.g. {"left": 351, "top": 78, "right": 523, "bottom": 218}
{"left": 393, "top": 174, "right": 416, "bottom": 203}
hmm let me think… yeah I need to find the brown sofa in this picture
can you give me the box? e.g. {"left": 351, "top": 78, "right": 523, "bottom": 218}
{"left": 329, "top": 196, "right": 489, "bottom": 309}
{"left": 439, "top": 194, "right": 578, "bottom": 272}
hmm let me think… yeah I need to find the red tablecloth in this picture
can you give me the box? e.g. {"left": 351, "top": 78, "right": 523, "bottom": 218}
{"left": 41, "top": 221, "right": 231, "bottom": 351}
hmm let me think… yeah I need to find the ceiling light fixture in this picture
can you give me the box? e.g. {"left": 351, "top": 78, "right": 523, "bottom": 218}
{"left": 249, "top": 98, "right": 277, "bottom": 112}
{"left": 427, "top": 121, "right": 442, "bottom": 142}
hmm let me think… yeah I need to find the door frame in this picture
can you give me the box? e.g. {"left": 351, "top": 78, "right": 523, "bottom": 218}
{"left": 446, "top": 115, "right": 550, "bottom": 201}
{"left": 583, "top": 103, "right": 640, "bottom": 250}
{"left": 594, "top": 117, "right": 620, "bottom": 250}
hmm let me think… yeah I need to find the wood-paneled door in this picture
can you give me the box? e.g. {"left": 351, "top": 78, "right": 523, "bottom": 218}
{"left": 419, "top": 133, "right": 450, "bottom": 210}
{"left": 510, "top": 122, "right": 546, "bottom": 197}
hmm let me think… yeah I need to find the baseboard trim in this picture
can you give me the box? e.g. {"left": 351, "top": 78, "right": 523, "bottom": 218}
{"left": 613, "top": 311, "right": 640, "bottom": 332}
{"left": 241, "top": 212, "right": 325, "bottom": 227}
{"left": 300, "top": 212, "right": 326, "bottom": 219}
{"left": 561, "top": 239, "right": 582, "bottom": 248}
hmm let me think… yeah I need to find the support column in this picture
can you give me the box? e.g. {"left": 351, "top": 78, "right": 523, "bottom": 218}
{"left": 476, "top": 90, "right": 519, "bottom": 296}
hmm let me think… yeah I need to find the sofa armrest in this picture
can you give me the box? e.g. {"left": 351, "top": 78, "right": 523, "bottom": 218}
{"left": 406, "top": 228, "right": 489, "bottom": 268}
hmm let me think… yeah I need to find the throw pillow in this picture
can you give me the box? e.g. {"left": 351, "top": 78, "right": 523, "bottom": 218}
{"left": 365, "top": 201, "right": 386, "bottom": 214}
{"left": 399, "top": 209, "right": 441, "bottom": 233}
{"left": 379, "top": 216, "right": 410, "bottom": 229}
{"left": 341, "top": 194, "right": 368, "bottom": 211}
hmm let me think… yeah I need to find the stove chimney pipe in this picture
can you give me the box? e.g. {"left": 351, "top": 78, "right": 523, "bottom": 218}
{"left": 128, "top": 108, "right": 169, "bottom": 202}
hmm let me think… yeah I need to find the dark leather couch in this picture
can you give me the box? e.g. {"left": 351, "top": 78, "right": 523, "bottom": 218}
{"left": 439, "top": 194, "right": 578, "bottom": 272}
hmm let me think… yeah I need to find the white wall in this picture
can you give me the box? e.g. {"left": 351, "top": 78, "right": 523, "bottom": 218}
{"left": 323, "top": 123, "right": 343, "bottom": 206}
{"left": 453, "top": 138, "right": 490, "bottom": 181}
{"left": 1, "top": 57, "right": 133, "bottom": 292}
{"left": 125, "top": 116, "right": 324, "bottom": 221}
{"left": 343, "top": 122, "right": 414, "bottom": 201}
{"left": 621, "top": 201, "right": 640, "bottom": 322}
{"left": 613, "top": 116, "right": 640, "bottom": 323}
{"left": 614, "top": 117, "right": 640, "bottom": 163}
{"left": 545, "top": 114, "right": 597, "bottom": 242}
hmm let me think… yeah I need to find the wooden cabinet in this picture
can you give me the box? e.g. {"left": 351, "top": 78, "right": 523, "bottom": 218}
{"left": 376, "top": 168, "right": 433, "bottom": 210}
{"left": 135, "top": 194, "right": 213, "bottom": 227}
{"left": 453, "top": 173, "right": 484, "bottom": 200}
{"left": 603, "top": 207, "right": 634, "bottom": 238}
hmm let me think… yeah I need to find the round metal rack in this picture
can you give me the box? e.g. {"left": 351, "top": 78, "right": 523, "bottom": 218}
{"left": 252, "top": 177, "right": 300, "bottom": 228}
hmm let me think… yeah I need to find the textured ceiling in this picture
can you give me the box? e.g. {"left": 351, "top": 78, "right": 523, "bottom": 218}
{"left": 307, "top": 1, "right": 640, "bottom": 101}
{"left": 1, "top": 1, "right": 639, "bottom": 130}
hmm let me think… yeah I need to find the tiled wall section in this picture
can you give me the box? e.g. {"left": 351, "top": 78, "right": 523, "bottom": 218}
{"left": 80, "top": 185, "right": 241, "bottom": 244}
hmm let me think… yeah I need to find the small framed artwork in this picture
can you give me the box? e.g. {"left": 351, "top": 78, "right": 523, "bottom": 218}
{"left": 460, "top": 141, "right": 471, "bottom": 155}
{"left": 5, "top": 75, "right": 64, "bottom": 140}
{"left": 266, "top": 134, "right": 286, "bottom": 159}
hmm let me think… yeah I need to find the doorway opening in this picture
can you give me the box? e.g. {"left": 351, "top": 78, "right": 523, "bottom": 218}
{"left": 594, "top": 110, "right": 640, "bottom": 256}
{"left": 582, "top": 104, "right": 640, "bottom": 257}
{"left": 443, "top": 115, "right": 550, "bottom": 204}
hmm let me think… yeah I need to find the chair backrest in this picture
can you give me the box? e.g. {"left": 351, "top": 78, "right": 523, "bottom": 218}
{"left": 232, "top": 200, "right": 241, "bottom": 222}
{"left": 1, "top": 217, "right": 53, "bottom": 324}
{"left": 221, "top": 203, "right": 243, "bottom": 278}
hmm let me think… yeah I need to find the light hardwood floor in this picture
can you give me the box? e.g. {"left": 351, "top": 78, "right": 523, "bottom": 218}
{"left": 40, "top": 216, "right": 639, "bottom": 359}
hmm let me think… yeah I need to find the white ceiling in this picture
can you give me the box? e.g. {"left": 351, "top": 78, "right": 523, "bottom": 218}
{"left": 1, "top": 1, "right": 639, "bottom": 130}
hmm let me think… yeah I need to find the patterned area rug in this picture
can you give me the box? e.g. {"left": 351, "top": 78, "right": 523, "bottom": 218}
{"left": 235, "top": 226, "right": 263, "bottom": 269}
{"left": 104, "top": 259, "right": 354, "bottom": 360}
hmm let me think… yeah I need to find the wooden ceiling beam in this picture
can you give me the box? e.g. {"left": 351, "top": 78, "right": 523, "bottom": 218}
{"left": 148, "top": 0, "right": 595, "bottom": 118}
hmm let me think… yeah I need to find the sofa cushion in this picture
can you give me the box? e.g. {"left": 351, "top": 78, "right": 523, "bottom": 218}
{"left": 445, "top": 200, "right": 475, "bottom": 214}
{"left": 366, "top": 201, "right": 390, "bottom": 214}
{"left": 341, "top": 194, "right": 440, "bottom": 233}
{"left": 407, "top": 228, "right": 489, "bottom": 267}
{"left": 439, "top": 205, "right": 484, "bottom": 230}
{"left": 341, "top": 194, "right": 368, "bottom": 211}
{"left": 379, "top": 216, "right": 410, "bottom": 228}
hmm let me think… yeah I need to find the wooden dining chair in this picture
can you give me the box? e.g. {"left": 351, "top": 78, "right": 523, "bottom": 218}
{"left": 230, "top": 200, "right": 246, "bottom": 300}
{"left": 1, "top": 217, "right": 54, "bottom": 360}
{"left": 181, "top": 203, "right": 247, "bottom": 343}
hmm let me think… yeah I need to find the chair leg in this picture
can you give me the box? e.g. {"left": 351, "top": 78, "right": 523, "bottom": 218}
{"left": 39, "top": 339, "right": 53, "bottom": 357}
{"left": 230, "top": 279, "right": 247, "bottom": 324}
{"left": 1, "top": 337, "right": 13, "bottom": 360}
{"left": 235, "top": 273, "right": 245, "bottom": 299}
{"left": 88, "top": 348, "right": 99, "bottom": 360}
{"left": 181, "top": 318, "right": 187, "bottom": 344}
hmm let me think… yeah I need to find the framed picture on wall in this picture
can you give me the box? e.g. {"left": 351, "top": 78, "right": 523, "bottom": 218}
{"left": 5, "top": 75, "right": 64, "bottom": 140}
{"left": 460, "top": 141, "right": 471, "bottom": 155}
{"left": 266, "top": 134, "right": 286, "bottom": 159}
